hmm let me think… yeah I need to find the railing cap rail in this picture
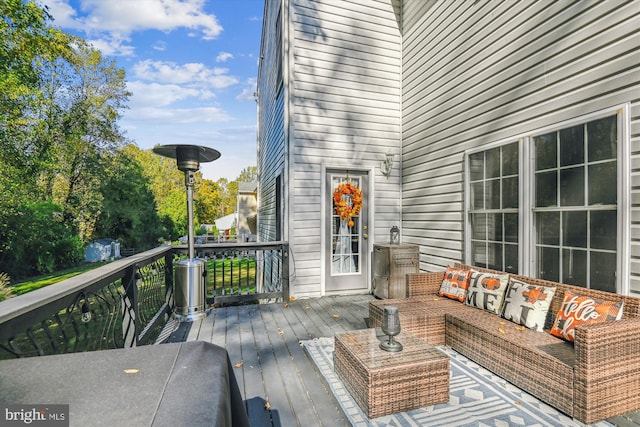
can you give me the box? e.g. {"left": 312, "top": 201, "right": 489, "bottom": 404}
{"left": 172, "top": 241, "right": 288, "bottom": 251}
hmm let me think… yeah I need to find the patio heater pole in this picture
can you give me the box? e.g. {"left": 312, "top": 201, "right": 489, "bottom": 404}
{"left": 152, "top": 144, "right": 221, "bottom": 322}
{"left": 186, "top": 169, "right": 195, "bottom": 260}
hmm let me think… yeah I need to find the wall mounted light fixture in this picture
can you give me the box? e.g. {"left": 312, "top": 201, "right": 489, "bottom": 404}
{"left": 381, "top": 150, "right": 394, "bottom": 177}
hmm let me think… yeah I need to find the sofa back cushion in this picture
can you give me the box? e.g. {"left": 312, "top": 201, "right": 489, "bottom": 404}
{"left": 438, "top": 266, "right": 471, "bottom": 302}
{"left": 464, "top": 270, "right": 509, "bottom": 314}
{"left": 550, "top": 290, "right": 624, "bottom": 342}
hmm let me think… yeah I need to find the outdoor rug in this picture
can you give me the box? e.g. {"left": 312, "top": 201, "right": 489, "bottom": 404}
{"left": 301, "top": 337, "right": 614, "bottom": 427}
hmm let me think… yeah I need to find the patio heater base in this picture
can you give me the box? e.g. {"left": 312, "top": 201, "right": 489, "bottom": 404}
{"left": 173, "top": 258, "right": 208, "bottom": 322}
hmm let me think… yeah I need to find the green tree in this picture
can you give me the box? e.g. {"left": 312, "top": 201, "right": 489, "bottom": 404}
{"left": 196, "top": 180, "right": 224, "bottom": 224}
{"left": 126, "top": 145, "right": 187, "bottom": 239}
{"left": 0, "top": 1, "right": 132, "bottom": 277}
{"left": 41, "top": 42, "right": 130, "bottom": 240}
{"left": 92, "top": 151, "right": 165, "bottom": 249}
{"left": 237, "top": 165, "right": 258, "bottom": 182}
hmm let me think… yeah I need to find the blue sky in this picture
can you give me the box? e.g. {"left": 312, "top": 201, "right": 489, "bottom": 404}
{"left": 43, "top": 0, "right": 264, "bottom": 181}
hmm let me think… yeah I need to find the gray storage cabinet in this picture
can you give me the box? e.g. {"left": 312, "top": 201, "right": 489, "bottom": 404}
{"left": 372, "top": 244, "right": 419, "bottom": 299}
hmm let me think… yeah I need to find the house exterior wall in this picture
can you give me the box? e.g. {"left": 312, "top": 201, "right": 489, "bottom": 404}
{"left": 257, "top": 0, "right": 286, "bottom": 244}
{"left": 258, "top": 0, "right": 403, "bottom": 297}
{"left": 400, "top": 1, "right": 640, "bottom": 292}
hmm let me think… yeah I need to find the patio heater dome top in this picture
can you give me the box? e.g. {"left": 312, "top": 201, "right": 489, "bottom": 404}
{"left": 152, "top": 144, "right": 221, "bottom": 172}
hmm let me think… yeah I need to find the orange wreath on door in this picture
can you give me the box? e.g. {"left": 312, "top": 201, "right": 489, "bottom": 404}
{"left": 333, "top": 182, "right": 363, "bottom": 227}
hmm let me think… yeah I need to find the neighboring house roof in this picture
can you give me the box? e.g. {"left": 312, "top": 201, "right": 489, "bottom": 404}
{"left": 238, "top": 181, "right": 257, "bottom": 193}
{"left": 215, "top": 213, "right": 237, "bottom": 231}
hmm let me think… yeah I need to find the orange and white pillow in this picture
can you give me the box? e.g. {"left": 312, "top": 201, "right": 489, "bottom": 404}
{"left": 550, "top": 290, "right": 624, "bottom": 342}
{"left": 501, "top": 278, "right": 556, "bottom": 332}
{"left": 438, "top": 266, "right": 471, "bottom": 302}
{"left": 464, "top": 270, "right": 510, "bottom": 315}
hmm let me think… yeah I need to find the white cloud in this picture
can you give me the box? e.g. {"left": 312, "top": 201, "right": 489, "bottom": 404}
{"left": 46, "top": 0, "right": 80, "bottom": 28}
{"left": 86, "top": 35, "right": 136, "bottom": 57}
{"left": 132, "top": 60, "right": 239, "bottom": 88}
{"left": 45, "top": 0, "right": 223, "bottom": 55}
{"left": 216, "top": 52, "right": 234, "bottom": 63}
{"left": 152, "top": 40, "right": 167, "bottom": 51}
{"left": 127, "top": 81, "right": 203, "bottom": 108}
{"left": 125, "top": 106, "right": 232, "bottom": 124}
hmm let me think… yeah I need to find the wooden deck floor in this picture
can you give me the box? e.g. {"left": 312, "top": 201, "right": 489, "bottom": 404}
{"left": 162, "top": 295, "right": 640, "bottom": 427}
{"left": 165, "top": 295, "right": 372, "bottom": 427}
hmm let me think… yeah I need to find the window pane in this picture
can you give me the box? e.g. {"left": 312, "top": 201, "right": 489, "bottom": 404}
{"left": 560, "top": 125, "right": 584, "bottom": 167}
{"left": 538, "top": 246, "right": 559, "bottom": 282}
{"left": 591, "top": 211, "right": 616, "bottom": 250}
{"left": 537, "top": 212, "right": 560, "bottom": 246}
{"left": 588, "top": 116, "right": 617, "bottom": 162}
{"left": 471, "top": 214, "right": 487, "bottom": 240}
{"left": 560, "top": 167, "right": 584, "bottom": 206}
{"left": 505, "top": 243, "right": 518, "bottom": 273}
{"left": 588, "top": 162, "right": 616, "bottom": 205}
{"left": 562, "top": 249, "right": 587, "bottom": 287}
{"left": 468, "top": 142, "right": 519, "bottom": 275}
{"left": 504, "top": 213, "right": 518, "bottom": 243}
{"left": 535, "top": 133, "right": 557, "bottom": 170}
{"left": 563, "top": 211, "right": 587, "bottom": 248}
{"left": 502, "top": 143, "right": 519, "bottom": 175}
{"left": 487, "top": 243, "right": 503, "bottom": 271}
{"left": 590, "top": 252, "right": 616, "bottom": 293}
{"left": 471, "top": 182, "right": 484, "bottom": 210}
{"left": 469, "top": 152, "right": 484, "bottom": 181}
{"left": 473, "top": 241, "right": 487, "bottom": 267}
{"left": 487, "top": 213, "right": 503, "bottom": 241}
{"left": 502, "top": 176, "right": 518, "bottom": 209}
{"left": 536, "top": 171, "right": 557, "bottom": 207}
{"left": 486, "top": 147, "right": 500, "bottom": 178}
{"left": 488, "top": 179, "right": 500, "bottom": 209}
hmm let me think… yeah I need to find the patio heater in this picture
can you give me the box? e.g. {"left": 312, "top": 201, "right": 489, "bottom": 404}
{"left": 152, "top": 144, "right": 221, "bottom": 322}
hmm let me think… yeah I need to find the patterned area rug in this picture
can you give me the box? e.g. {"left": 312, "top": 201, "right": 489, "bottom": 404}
{"left": 301, "top": 337, "right": 613, "bottom": 427}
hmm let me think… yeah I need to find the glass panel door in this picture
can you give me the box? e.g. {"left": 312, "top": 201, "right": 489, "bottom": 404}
{"left": 325, "top": 170, "right": 369, "bottom": 293}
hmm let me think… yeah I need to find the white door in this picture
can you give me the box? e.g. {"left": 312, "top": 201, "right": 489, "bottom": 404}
{"left": 325, "top": 170, "right": 370, "bottom": 293}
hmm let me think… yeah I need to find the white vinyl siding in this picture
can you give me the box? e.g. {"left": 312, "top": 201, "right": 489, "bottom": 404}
{"left": 258, "top": 0, "right": 402, "bottom": 297}
{"left": 289, "top": 0, "right": 401, "bottom": 296}
{"left": 401, "top": 0, "right": 640, "bottom": 294}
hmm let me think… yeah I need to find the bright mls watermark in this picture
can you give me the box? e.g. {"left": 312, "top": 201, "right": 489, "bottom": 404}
{"left": 1, "top": 405, "right": 68, "bottom": 426}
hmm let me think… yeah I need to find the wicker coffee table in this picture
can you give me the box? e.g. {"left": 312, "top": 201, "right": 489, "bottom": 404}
{"left": 334, "top": 328, "right": 449, "bottom": 418}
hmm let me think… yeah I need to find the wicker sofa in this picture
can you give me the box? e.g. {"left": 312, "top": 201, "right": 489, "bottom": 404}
{"left": 368, "top": 263, "right": 640, "bottom": 424}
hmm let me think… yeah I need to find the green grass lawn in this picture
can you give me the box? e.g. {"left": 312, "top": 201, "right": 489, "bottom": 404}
{"left": 11, "top": 255, "right": 261, "bottom": 297}
{"left": 12, "top": 262, "right": 109, "bottom": 295}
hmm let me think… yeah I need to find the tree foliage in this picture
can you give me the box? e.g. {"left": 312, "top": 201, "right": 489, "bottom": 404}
{"left": 0, "top": 1, "right": 256, "bottom": 279}
{"left": 92, "top": 149, "right": 166, "bottom": 249}
{"left": 0, "top": 1, "right": 129, "bottom": 277}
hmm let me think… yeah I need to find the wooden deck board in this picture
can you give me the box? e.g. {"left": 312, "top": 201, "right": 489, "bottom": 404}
{"left": 242, "top": 306, "right": 273, "bottom": 427}
{"left": 261, "top": 303, "right": 322, "bottom": 426}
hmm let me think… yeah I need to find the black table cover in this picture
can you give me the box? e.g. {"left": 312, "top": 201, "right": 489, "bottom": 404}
{"left": 0, "top": 341, "right": 249, "bottom": 427}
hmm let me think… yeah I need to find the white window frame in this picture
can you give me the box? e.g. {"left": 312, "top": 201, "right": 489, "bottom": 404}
{"left": 465, "top": 105, "right": 630, "bottom": 294}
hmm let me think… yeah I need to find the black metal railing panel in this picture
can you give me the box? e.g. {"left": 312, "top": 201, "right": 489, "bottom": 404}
{"left": 0, "top": 247, "right": 173, "bottom": 359}
{"left": 173, "top": 241, "right": 289, "bottom": 305}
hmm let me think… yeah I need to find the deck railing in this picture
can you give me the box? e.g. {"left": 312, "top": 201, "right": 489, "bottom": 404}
{"left": 0, "top": 242, "right": 289, "bottom": 359}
